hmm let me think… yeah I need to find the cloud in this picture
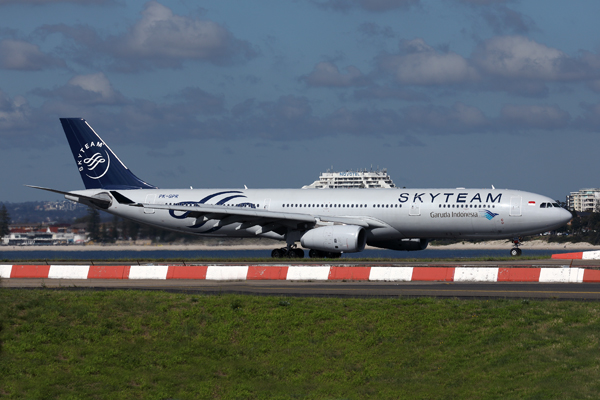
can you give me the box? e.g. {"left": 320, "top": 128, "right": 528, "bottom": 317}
{"left": 378, "top": 38, "right": 478, "bottom": 85}
{"left": 310, "top": 0, "right": 419, "bottom": 12}
{"left": 0, "top": 39, "right": 65, "bottom": 70}
{"left": 472, "top": 36, "right": 588, "bottom": 81}
{"left": 372, "top": 36, "right": 600, "bottom": 97}
{"left": 32, "top": 73, "right": 127, "bottom": 105}
{"left": 301, "top": 62, "right": 369, "bottom": 87}
{"left": 0, "top": 90, "right": 31, "bottom": 129}
{"left": 0, "top": 90, "right": 56, "bottom": 147}
{"left": 40, "top": 1, "right": 258, "bottom": 71}
{"left": 500, "top": 104, "right": 570, "bottom": 130}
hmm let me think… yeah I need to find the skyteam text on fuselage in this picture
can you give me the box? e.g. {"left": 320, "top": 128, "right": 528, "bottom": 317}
{"left": 28, "top": 118, "right": 572, "bottom": 258}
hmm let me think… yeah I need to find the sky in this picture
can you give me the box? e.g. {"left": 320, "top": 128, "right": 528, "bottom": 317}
{"left": 1, "top": 0, "right": 600, "bottom": 202}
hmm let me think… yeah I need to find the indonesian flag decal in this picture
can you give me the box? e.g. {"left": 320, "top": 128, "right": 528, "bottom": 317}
{"left": 528, "top": 200, "right": 536, "bottom": 205}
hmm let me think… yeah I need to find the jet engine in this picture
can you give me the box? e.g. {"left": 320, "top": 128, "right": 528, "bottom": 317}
{"left": 301, "top": 225, "right": 367, "bottom": 253}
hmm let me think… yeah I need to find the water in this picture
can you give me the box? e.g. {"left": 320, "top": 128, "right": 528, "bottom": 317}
{"left": 0, "top": 248, "right": 568, "bottom": 261}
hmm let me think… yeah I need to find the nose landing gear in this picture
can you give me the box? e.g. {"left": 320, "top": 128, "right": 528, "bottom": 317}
{"left": 510, "top": 237, "right": 522, "bottom": 256}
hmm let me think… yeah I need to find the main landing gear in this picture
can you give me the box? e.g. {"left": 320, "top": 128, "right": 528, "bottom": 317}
{"left": 270, "top": 246, "right": 343, "bottom": 259}
{"left": 271, "top": 246, "right": 304, "bottom": 258}
{"left": 510, "top": 237, "right": 522, "bottom": 256}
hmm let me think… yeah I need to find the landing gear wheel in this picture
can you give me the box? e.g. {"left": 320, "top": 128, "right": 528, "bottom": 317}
{"left": 292, "top": 248, "right": 304, "bottom": 258}
{"left": 309, "top": 249, "right": 320, "bottom": 258}
{"left": 271, "top": 248, "right": 285, "bottom": 258}
{"left": 510, "top": 248, "right": 522, "bottom": 257}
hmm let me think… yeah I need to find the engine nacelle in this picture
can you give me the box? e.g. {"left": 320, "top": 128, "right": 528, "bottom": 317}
{"left": 369, "top": 238, "right": 428, "bottom": 251}
{"left": 301, "top": 225, "right": 367, "bottom": 253}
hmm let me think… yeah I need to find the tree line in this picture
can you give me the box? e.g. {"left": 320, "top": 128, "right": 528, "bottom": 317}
{"left": 0, "top": 205, "right": 10, "bottom": 238}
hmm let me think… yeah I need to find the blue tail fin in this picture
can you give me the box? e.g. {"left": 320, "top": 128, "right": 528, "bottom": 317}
{"left": 60, "top": 118, "right": 157, "bottom": 190}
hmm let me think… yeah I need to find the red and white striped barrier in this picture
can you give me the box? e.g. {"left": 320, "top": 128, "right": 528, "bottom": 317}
{"left": 552, "top": 251, "right": 600, "bottom": 260}
{"left": 1, "top": 264, "right": 599, "bottom": 283}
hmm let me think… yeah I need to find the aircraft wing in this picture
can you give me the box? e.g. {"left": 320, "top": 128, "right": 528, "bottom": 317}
{"left": 131, "top": 202, "right": 388, "bottom": 233}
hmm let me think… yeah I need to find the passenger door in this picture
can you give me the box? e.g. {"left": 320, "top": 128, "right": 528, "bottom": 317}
{"left": 144, "top": 194, "right": 156, "bottom": 214}
{"left": 510, "top": 196, "right": 522, "bottom": 217}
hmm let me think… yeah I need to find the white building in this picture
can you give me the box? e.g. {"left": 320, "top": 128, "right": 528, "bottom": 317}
{"left": 302, "top": 168, "right": 397, "bottom": 189}
{"left": 567, "top": 188, "right": 600, "bottom": 212}
{"left": 2, "top": 227, "right": 86, "bottom": 246}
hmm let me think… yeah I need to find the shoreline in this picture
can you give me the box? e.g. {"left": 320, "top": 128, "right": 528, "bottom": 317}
{"left": 0, "top": 240, "right": 595, "bottom": 252}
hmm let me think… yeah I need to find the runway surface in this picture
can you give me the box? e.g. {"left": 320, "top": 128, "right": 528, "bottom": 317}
{"left": 4, "top": 279, "right": 600, "bottom": 300}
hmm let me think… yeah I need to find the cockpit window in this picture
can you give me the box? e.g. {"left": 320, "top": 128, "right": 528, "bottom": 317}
{"left": 552, "top": 203, "right": 560, "bottom": 208}
{"left": 540, "top": 203, "right": 546, "bottom": 208}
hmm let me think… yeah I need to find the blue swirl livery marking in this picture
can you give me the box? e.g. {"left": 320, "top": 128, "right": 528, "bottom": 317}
{"left": 479, "top": 210, "right": 499, "bottom": 220}
{"left": 166, "top": 191, "right": 249, "bottom": 231}
{"left": 168, "top": 191, "right": 244, "bottom": 219}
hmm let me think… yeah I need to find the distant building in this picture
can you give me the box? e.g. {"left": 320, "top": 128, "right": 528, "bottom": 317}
{"left": 2, "top": 224, "right": 87, "bottom": 246}
{"left": 302, "top": 168, "right": 397, "bottom": 189}
{"left": 35, "top": 200, "right": 82, "bottom": 212}
{"left": 567, "top": 188, "right": 600, "bottom": 212}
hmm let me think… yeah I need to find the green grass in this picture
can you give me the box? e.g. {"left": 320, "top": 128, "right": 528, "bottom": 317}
{"left": 2, "top": 290, "right": 600, "bottom": 399}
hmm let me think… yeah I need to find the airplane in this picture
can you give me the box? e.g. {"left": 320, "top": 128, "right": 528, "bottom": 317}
{"left": 28, "top": 118, "right": 572, "bottom": 258}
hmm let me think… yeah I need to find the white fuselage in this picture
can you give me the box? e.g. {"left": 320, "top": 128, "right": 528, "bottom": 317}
{"left": 73, "top": 187, "right": 572, "bottom": 245}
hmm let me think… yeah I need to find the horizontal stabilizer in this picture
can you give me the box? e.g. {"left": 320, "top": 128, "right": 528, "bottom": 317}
{"left": 26, "top": 185, "right": 112, "bottom": 209}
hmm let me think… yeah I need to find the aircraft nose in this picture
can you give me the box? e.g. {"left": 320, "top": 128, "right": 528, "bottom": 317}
{"left": 558, "top": 208, "right": 572, "bottom": 225}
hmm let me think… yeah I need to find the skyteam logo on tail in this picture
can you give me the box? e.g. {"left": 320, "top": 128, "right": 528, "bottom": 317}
{"left": 77, "top": 141, "right": 110, "bottom": 180}
{"left": 479, "top": 210, "right": 499, "bottom": 220}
